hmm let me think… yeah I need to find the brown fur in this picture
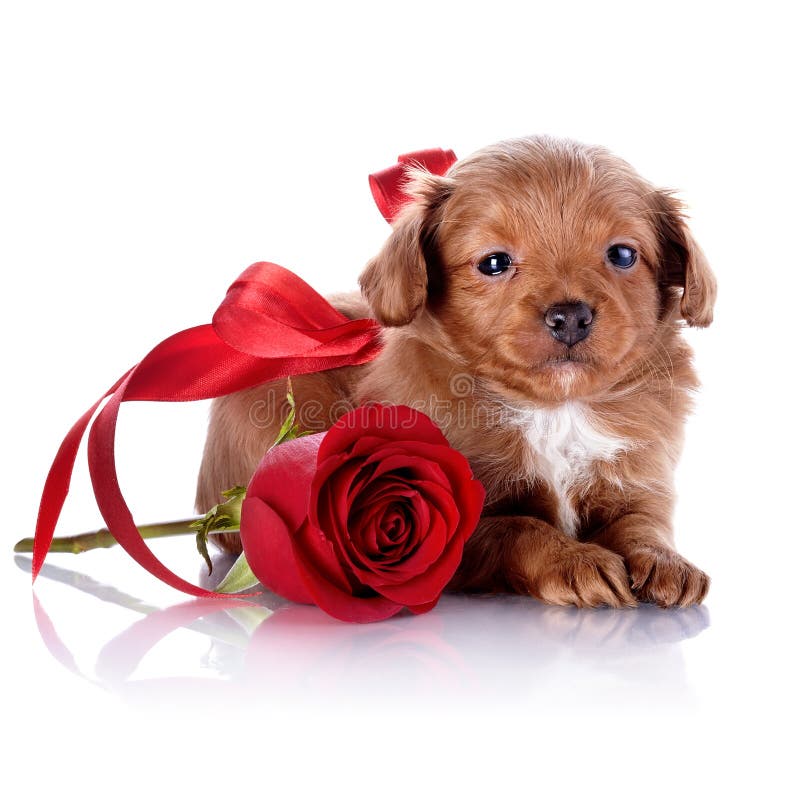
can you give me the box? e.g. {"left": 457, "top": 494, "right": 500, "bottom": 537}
{"left": 196, "top": 135, "right": 715, "bottom": 608}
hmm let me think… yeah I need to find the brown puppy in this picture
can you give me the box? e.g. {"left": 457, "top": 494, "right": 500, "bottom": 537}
{"left": 196, "top": 135, "right": 716, "bottom": 608}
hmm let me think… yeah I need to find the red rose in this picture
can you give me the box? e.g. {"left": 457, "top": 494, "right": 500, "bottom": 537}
{"left": 240, "top": 404, "right": 485, "bottom": 623}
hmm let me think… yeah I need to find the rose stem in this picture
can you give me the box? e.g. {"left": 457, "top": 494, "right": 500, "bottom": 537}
{"left": 12, "top": 519, "right": 224, "bottom": 555}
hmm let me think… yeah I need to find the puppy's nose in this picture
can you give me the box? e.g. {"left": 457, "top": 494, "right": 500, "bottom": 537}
{"left": 544, "top": 301, "right": 594, "bottom": 346}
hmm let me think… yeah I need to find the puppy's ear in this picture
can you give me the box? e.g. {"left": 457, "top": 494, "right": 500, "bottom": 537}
{"left": 652, "top": 191, "right": 717, "bottom": 327}
{"left": 359, "top": 172, "right": 453, "bottom": 327}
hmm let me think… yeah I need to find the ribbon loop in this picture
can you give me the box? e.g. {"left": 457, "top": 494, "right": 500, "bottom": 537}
{"left": 213, "top": 262, "right": 375, "bottom": 358}
{"left": 369, "top": 148, "right": 457, "bottom": 224}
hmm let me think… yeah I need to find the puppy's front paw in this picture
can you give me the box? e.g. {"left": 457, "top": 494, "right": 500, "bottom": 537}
{"left": 531, "top": 542, "right": 637, "bottom": 609}
{"left": 627, "top": 547, "right": 709, "bottom": 607}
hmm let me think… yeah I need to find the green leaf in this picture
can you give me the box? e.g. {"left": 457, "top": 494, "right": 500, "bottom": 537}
{"left": 215, "top": 550, "right": 261, "bottom": 593}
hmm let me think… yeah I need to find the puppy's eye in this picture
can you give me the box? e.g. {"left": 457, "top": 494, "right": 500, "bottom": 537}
{"left": 607, "top": 244, "right": 637, "bottom": 269}
{"left": 478, "top": 252, "right": 513, "bottom": 276}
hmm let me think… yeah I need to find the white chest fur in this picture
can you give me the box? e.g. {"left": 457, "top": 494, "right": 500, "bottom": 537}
{"left": 516, "top": 403, "right": 630, "bottom": 536}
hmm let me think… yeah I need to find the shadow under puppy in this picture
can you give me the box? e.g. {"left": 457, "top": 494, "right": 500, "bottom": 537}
{"left": 196, "top": 135, "right": 716, "bottom": 608}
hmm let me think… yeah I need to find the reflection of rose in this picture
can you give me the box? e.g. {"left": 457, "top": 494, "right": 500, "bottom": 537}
{"left": 244, "top": 604, "right": 472, "bottom": 698}
{"left": 240, "top": 405, "right": 485, "bottom": 622}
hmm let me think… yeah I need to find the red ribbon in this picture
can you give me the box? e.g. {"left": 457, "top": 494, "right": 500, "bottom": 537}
{"left": 32, "top": 148, "right": 457, "bottom": 596}
{"left": 369, "top": 148, "right": 457, "bottom": 223}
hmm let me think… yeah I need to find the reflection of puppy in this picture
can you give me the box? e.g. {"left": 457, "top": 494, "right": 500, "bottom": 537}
{"left": 197, "top": 136, "right": 716, "bottom": 608}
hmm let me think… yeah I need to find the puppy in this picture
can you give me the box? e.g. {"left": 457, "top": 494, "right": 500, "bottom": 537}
{"left": 196, "top": 135, "right": 716, "bottom": 608}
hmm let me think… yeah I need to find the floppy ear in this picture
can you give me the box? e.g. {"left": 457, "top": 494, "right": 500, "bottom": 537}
{"left": 652, "top": 191, "right": 717, "bottom": 327}
{"left": 359, "top": 172, "right": 453, "bottom": 327}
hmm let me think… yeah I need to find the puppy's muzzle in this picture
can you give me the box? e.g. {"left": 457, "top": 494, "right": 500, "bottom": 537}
{"left": 544, "top": 301, "right": 594, "bottom": 347}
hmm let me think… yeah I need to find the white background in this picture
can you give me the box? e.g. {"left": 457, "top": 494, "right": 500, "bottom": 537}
{"left": 1, "top": 1, "right": 798, "bottom": 797}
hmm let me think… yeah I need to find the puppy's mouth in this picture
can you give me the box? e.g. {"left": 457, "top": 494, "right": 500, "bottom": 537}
{"left": 540, "top": 353, "right": 589, "bottom": 368}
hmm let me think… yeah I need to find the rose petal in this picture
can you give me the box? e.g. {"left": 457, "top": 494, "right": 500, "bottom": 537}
{"left": 330, "top": 498, "right": 419, "bottom": 584}
{"left": 240, "top": 497, "right": 314, "bottom": 605}
{"left": 340, "top": 435, "right": 404, "bottom": 463}
{"left": 326, "top": 471, "right": 466, "bottom": 590}
{"left": 371, "top": 531, "right": 466, "bottom": 605}
{"left": 291, "top": 536, "right": 404, "bottom": 623}
{"left": 411, "top": 450, "right": 486, "bottom": 536}
{"left": 361, "top": 449, "right": 451, "bottom": 487}
{"left": 346, "top": 461, "right": 378, "bottom": 503}
{"left": 247, "top": 432, "right": 326, "bottom": 534}
{"left": 367, "top": 444, "right": 479, "bottom": 498}
{"left": 310, "top": 456, "right": 365, "bottom": 538}
{"left": 370, "top": 503, "right": 448, "bottom": 585}
{"left": 349, "top": 476, "right": 416, "bottom": 515}
{"left": 316, "top": 404, "right": 450, "bottom": 466}
{"left": 408, "top": 598, "right": 440, "bottom": 615}
{"left": 375, "top": 504, "right": 409, "bottom": 548}
{"left": 358, "top": 481, "right": 456, "bottom": 581}
{"left": 357, "top": 502, "right": 395, "bottom": 556}
{"left": 377, "top": 495, "right": 427, "bottom": 560}
{"left": 293, "top": 519, "right": 359, "bottom": 596}
{"left": 363, "top": 500, "right": 417, "bottom": 563}
{"left": 319, "top": 476, "right": 414, "bottom": 572}
{"left": 453, "top": 478, "right": 485, "bottom": 543}
{"left": 352, "top": 485, "right": 416, "bottom": 536}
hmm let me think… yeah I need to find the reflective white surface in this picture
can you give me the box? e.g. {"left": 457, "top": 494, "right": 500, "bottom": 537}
{"left": 5, "top": 520, "right": 798, "bottom": 797}
{"left": 17, "top": 550, "right": 712, "bottom": 713}
{"left": 3, "top": 1, "right": 798, "bottom": 797}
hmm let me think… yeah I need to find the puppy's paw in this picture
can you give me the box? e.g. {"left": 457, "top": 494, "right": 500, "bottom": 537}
{"left": 627, "top": 546, "right": 709, "bottom": 607}
{"left": 531, "top": 542, "right": 637, "bottom": 609}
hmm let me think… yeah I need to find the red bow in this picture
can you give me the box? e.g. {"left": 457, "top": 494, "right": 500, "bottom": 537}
{"left": 32, "top": 148, "right": 458, "bottom": 596}
{"left": 369, "top": 148, "right": 457, "bottom": 223}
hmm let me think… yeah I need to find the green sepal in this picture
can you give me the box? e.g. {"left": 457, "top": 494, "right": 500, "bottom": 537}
{"left": 190, "top": 485, "right": 247, "bottom": 575}
{"left": 195, "top": 530, "right": 214, "bottom": 576}
{"left": 215, "top": 550, "right": 261, "bottom": 593}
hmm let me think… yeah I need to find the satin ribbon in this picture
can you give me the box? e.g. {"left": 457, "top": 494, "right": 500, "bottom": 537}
{"left": 369, "top": 148, "right": 457, "bottom": 223}
{"left": 32, "top": 148, "right": 457, "bottom": 596}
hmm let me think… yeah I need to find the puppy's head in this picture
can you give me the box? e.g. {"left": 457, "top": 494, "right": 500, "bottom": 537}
{"left": 359, "top": 136, "right": 716, "bottom": 403}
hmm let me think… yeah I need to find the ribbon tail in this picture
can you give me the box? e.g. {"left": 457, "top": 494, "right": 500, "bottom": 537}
{"left": 87, "top": 378, "right": 224, "bottom": 597}
{"left": 84, "top": 326, "right": 276, "bottom": 598}
{"left": 31, "top": 372, "right": 131, "bottom": 581}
